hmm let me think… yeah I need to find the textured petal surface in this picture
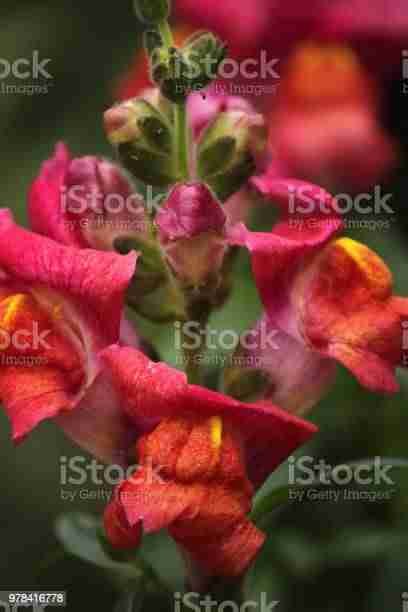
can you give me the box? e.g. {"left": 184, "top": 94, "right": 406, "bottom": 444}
{"left": 28, "top": 142, "right": 79, "bottom": 245}
{"left": 29, "top": 143, "right": 146, "bottom": 251}
{"left": 229, "top": 177, "right": 342, "bottom": 329}
{"left": 0, "top": 210, "right": 137, "bottom": 440}
{"left": 101, "top": 346, "right": 317, "bottom": 488}
{"left": 0, "top": 209, "right": 137, "bottom": 342}
{"left": 302, "top": 238, "right": 408, "bottom": 392}
{"left": 107, "top": 416, "right": 266, "bottom": 576}
{"left": 104, "top": 493, "right": 142, "bottom": 549}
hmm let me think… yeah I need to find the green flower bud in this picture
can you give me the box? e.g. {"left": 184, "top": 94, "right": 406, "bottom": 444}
{"left": 197, "top": 110, "right": 267, "bottom": 201}
{"left": 114, "top": 235, "right": 166, "bottom": 296}
{"left": 148, "top": 32, "right": 227, "bottom": 102}
{"left": 115, "top": 233, "right": 187, "bottom": 322}
{"left": 150, "top": 46, "right": 171, "bottom": 84}
{"left": 141, "top": 87, "right": 173, "bottom": 120}
{"left": 182, "top": 31, "right": 227, "bottom": 91}
{"left": 150, "top": 47, "right": 191, "bottom": 103}
{"left": 133, "top": 0, "right": 170, "bottom": 24}
{"left": 128, "top": 281, "right": 187, "bottom": 322}
{"left": 117, "top": 142, "right": 177, "bottom": 187}
{"left": 104, "top": 97, "right": 178, "bottom": 187}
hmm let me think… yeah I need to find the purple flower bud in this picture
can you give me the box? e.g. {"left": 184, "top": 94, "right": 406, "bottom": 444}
{"left": 156, "top": 182, "right": 228, "bottom": 286}
{"left": 63, "top": 156, "right": 146, "bottom": 250}
{"left": 65, "top": 156, "right": 134, "bottom": 206}
{"left": 156, "top": 182, "right": 226, "bottom": 241}
{"left": 29, "top": 142, "right": 146, "bottom": 251}
{"left": 188, "top": 91, "right": 255, "bottom": 139}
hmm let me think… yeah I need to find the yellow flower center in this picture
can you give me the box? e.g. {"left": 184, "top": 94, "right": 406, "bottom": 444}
{"left": 0, "top": 294, "right": 29, "bottom": 329}
{"left": 335, "top": 237, "right": 392, "bottom": 299}
{"left": 209, "top": 416, "right": 223, "bottom": 450}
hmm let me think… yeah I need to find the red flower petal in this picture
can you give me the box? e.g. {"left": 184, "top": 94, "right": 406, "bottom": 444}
{"left": 101, "top": 346, "right": 317, "bottom": 488}
{"left": 303, "top": 238, "right": 408, "bottom": 393}
{"left": 28, "top": 142, "right": 80, "bottom": 246}
{"left": 104, "top": 494, "right": 142, "bottom": 549}
{"left": 107, "top": 415, "right": 265, "bottom": 576}
{"left": 0, "top": 211, "right": 137, "bottom": 442}
{"left": 229, "top": 177, "right": 342, "bottom": 326}
{"left": 0, "top": 366, "right": 77, "bottom": 442}
{"left": 0, "top": 210, "right": 137, "bottom": 343}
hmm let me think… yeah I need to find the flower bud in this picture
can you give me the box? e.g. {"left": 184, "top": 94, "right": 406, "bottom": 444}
{"left": 64, "top": 156, "right": 147, "bottom": 250}
{"left": 150, "top": 45, "right": 172, "bottom": 85}
{"left": 133, "top": 0, "right": 170, "bottom": 24}
{"left": 104, "top": 98, "right": 177, "bottom": 187}
{"left": 29, "top": 142, "right": 149, "bottom": 252}
{"left": 149, "top": 32, "right": 226, "bottom": 102}
{"left": 138, "top": 87, "right": 173, "bottom": 120}
{"left": 156, "top": 182, "right": 227, "bottom": 287}
{"left": 115, "top": 232, "right": 187, "bottom": 322}
{"left": 149, "top": 47, "right": 190, "bottom": 103}
{"left": 188, "top": 91, "right": 255, "bottom": 138}
{"left": 197, "top": 110, "right": 267, "bottom": 201}
{"left": 114, "top": 234, "right": 167, "bottom": 296}
{"left": 181, "top": 31, "right": 227, "bottom": 92}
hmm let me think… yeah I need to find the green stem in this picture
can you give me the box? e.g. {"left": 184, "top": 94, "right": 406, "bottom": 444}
{"left": 157, "top": 20, "right": 190, "bottom": 180}
{"left": 181, "top": 309, "right": 209, "bottom": 385}
{"left": 174, "top": 101, "right": 190, "bottom": 180}
{"left": 183, "top": 352, "right": 201, "bottom": 385}
{"left": 182, "top": 330, "right": 203, "bottom": 385}
{"left": 158, "top": 20, "right": 173, "bottom": 48}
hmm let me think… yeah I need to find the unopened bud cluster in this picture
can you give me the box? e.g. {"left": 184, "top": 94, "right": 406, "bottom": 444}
{"left": 102, "top": 0, "right": 267, "bottom": 322}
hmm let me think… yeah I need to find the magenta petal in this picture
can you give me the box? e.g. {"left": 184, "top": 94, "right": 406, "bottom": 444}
{"left": 29, "top": 143, "right": 146, "bottom": 250}
{"left": 100, "top": 346, "right": 187, "bottom": 422}
{"left": 56, "top": 371, "right": 138, "bottom": 465}
{"left": 324, "top": 0, "right": 408, "bottom": 72}
{"left": 229, "top": 177, "right": 343, "bottom": 322}
{"left": 187, "top": 91, "right": 255, "bottom": 139}
{"left": 156, "top": 183, "right": 226, "bottom": 241}
{"left": 156, "top": 183, "right": 228, "bottom": 284}
{"left": 234, "top": 315, "right": 337, "bottom": 417}
{"left": 0, "top": 210, "right": 137, "bottom": 342}
{"left": 28, "top": 142, "right": 81, "bottom": 246}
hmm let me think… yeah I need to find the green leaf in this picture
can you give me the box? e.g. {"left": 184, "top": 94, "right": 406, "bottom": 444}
{"left": 326, "top": 527, "right": 398, "bottom": 566}
{"left": 251, "top": 484, "right": 296, "bottom": 523}
{"left": 55, "top": 512, "right": 142, "bottom": 582}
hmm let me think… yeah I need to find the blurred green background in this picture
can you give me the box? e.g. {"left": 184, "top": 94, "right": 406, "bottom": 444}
{"left": 0, "top": 1, "right": 408, "bottom": 611}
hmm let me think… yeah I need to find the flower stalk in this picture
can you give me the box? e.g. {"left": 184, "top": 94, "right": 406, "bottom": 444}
{"left": 174, "top": 101, "right": 190, "bottom": 180}
{"left": 181, "top": 312, "right": 208, "bottom": 385}
{"left": 158, "top": 19, "right": 173, "bottom": 48}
